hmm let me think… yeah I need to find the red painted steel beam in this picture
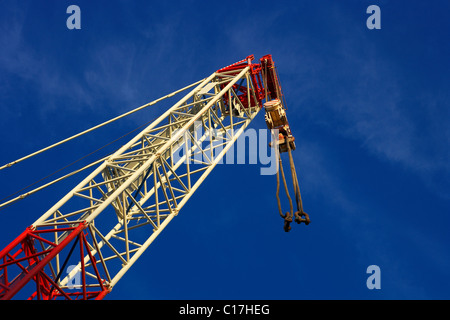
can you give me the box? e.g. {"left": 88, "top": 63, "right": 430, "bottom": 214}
{"left": 0, "top": 222, "right": 87, "bottom": 300}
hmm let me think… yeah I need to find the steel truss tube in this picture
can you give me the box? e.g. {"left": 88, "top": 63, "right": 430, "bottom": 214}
{"left": 59, "top": 146, "right": 189, "bottom": 285}
{"left": 32, "top": 73, "right": 217, "bottom": 227}
{"left": 60, "top": 81, "right": 253, "bottom": 287}
{"left": 109, "top": 76, "right": 258, "bottom": 289}
{"left": 1, "top": 223, "right": 86, "bottom": 300}
{"left": 34, "top": 68, "right": 248, "bottom": 227}
{"left": 26, "top": 67, "right": 255, "bottom": 296}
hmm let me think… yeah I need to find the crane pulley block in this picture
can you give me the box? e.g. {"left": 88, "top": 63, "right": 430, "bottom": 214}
{"left": 263, "top": 99, "right": 296, "bottom": 153}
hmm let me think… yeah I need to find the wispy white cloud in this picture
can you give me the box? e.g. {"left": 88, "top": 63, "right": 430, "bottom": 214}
{"left": 0, "top": 5, "right": 184, "bottom": 128}
{"left": 282, "top": 28, "right": 450, "bottom": 200}
{"left": 0, "top": 6, "right": 93, "bottom": 120}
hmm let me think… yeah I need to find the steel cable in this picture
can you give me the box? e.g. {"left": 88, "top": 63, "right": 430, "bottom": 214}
{"left": 0, "top": 79, "right": 205, "bottom": 171}
{"left": 275, "top": 146, "right": 294, "bottom": 232}
{"left": 0, "top": 119, "right": 154, "bottom": 211}
{"left": 275, "top": 137, "right": 310, "bottom": 231}
{"left": 286, "top": 140, "right": 310, "bottom": 225}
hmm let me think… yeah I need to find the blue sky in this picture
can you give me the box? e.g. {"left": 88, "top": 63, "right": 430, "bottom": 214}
{"left": 0, "top": 0, "right": 449, "bottom": 300}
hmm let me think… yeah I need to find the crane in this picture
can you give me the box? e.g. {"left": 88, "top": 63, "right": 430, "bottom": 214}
{"left": 0, "top": 54, "right": 309, "bottom": 300}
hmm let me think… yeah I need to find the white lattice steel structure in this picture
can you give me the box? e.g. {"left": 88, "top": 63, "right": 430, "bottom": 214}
{"left": 0, "top": 55, "right": 288, "bottom": 299}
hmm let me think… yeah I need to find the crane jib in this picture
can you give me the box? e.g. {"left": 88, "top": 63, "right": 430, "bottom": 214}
{"left": 0, "top": 55, "right": 309, "bottom": 300}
